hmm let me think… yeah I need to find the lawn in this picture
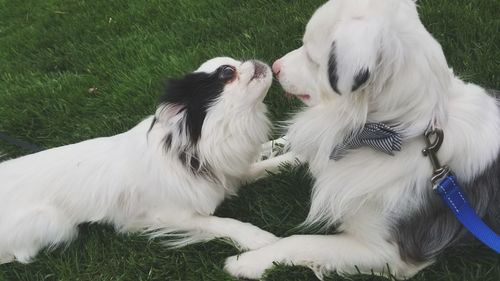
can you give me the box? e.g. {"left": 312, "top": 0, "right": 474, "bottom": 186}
{"left": 0, "top": 0, "right": 499, "bottom": 280}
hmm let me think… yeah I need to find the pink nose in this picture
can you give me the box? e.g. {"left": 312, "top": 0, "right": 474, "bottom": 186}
{"left": 272, "top": 59, "right": 282, "bottom": 76}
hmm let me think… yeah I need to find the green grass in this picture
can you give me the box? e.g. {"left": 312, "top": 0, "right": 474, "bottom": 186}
{"left": 0, "top": 0, "right": 499, "bottom": 280}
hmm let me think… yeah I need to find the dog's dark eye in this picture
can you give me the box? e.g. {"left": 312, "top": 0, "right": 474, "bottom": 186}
{"left": 219, "top": 65, "right": 236, "bottom": 82}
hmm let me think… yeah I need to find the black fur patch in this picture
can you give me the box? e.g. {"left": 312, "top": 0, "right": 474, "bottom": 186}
{"left": 179, "top": 150, "right": 188, "bottom": 165}
{"left": 148, "top": 116, "right": 157, "bottom": 134}
{"left": 190, "top": 156, "right": 201, "bottom": 171}
{"left": 392, "top": 153, "right": 500, "bottom": 263}
{"left": 178, "top": 150, "right": 216, "bottom": 181}
{"left": 352, "top": 68, "right": 370, "bottom": 92}
{"left": 164, "top": 133, "right": 173, "bottom": 150}
{"left": 328, "top": 42, "right": 340, "bottom": 95}
{"left": 160, "top": 68, "right": 226, "bottom": 145}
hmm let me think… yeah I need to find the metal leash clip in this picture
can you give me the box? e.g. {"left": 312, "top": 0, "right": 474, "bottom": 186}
{"left": 422, "top": 128, "right": 450, "bottom": 187}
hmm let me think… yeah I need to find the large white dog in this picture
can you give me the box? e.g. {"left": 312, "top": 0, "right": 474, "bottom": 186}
{"left": 0, "top": 57, "right": 279, "bottom": 264}
{"left": 225, "top": 0, "right": 500, "bottom": 279}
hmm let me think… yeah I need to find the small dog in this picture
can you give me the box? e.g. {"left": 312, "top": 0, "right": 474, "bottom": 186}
{"left": 0, "top": 57, "right": 279, "bottom": 264}
{"left": 225, "top": 0, "right": 500, "bottom": 279}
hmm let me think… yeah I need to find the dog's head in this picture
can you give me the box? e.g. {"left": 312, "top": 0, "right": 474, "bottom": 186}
{"left": 273, "top": 0, "right": 450, "bottom": 111}
{"left": 151, "top": 57, "right": 272, "bottom": 179}
{"left": 157, "top": 57, "right": 272, "bottom": 145}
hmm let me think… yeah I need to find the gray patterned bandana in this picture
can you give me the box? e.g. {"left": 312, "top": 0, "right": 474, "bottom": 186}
{"left": 330, "top": 123, "right": 402, "bottom": 161}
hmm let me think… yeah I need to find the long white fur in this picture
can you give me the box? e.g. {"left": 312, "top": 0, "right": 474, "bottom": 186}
{"left": 0, "top": 57, "right": 279, "bottom": 264}
{"left": 225, "top": 0, "right": 500, "bottom": 279}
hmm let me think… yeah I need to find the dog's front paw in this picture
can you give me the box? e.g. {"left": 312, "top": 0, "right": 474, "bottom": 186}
{"left": 224, "top": 249, "right": 278, "bottom": 279}
{"left": 235, "top": 228, "right": 280, "bottom": 251}
{"left": 0, "top": 253, "right": 15, "bottom": 265}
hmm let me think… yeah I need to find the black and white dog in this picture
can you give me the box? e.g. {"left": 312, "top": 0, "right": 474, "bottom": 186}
{"left": 225, "top": 0, "right": 500, "bottom": 279}
{"left": 0, "top": 57, "right": 279, "bottom": 264}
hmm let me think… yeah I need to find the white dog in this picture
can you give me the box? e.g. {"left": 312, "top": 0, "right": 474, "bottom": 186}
{"left": 225, "top": 0, "right": 499, "bottom": 279}
{"left": 0, "top": 57, "right": 279, "bottom": 264}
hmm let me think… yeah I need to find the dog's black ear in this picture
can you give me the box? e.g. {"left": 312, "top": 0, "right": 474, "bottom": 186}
{"left": 160, "top": 72, "right": 221, "bottom": 107}
{"left": 160, "top": 72, "right": 224, "bottom": 144}
{"left": 327, "top": 19, "right": 381, "bottom": 95}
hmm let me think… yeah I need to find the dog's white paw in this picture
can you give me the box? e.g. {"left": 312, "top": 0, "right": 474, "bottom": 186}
{"left": 0, "top": 253, "right": 15, "bottom": 265}
{"left": 234, "top": 229, "right": 280, "bottom": 251}
{"left": 259, "top": 136, "right": 288, "bottom": 160}
{"left": 224, "top": 249, "right": 277, "bottom": 280}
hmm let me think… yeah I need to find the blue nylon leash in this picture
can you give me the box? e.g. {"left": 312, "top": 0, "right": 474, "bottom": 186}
{"left": 435, "top": 174, "right": 500, "bottom": 253}
{"left": 423, "top": 128, "right": 500, "bottom": 254}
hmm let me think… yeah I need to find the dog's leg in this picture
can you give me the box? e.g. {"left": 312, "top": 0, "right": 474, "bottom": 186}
{"left": 259, "top": 137, "right": 289, "bottom": 159}
{"left": 224, "top": 234, "right": 418, "bottom": 280}
{"left": 0, "top": 206, "right": 77, "bottom": 264}
{"left": 188, "top": 216, "right": 280, "bottom": 251}
{"left": 244, "top": 152, "right": 301, "bottom": 182}
{"left": 150, "top": 215, "right": 280, "bottom": 251}
{"left": 0, "top": 253, "right": 14, "bottom": 264}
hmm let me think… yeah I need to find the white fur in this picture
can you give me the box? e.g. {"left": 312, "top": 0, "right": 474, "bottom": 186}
{"left": 226, "top": 0, "right": 500, "bottom": 279}
{"left": 0, "top": 57, "right": 279, "bottom": 264}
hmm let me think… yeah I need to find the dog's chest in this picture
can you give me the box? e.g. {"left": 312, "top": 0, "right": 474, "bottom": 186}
{"left": 309, "top": 140, "right": 431, "bottom": 216}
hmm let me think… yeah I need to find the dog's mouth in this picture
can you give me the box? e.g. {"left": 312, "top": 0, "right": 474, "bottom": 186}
{"left": 285, "top": 92, "right": 311, "bottom": 102}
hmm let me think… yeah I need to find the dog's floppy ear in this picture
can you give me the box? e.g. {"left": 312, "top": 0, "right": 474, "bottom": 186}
{"left": 327, "top": 19, "right": 382, "bottom": 95}
{"left": 159, "top": 72, "right": 225, "bottom": 144}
